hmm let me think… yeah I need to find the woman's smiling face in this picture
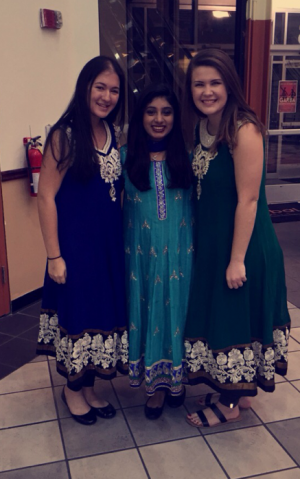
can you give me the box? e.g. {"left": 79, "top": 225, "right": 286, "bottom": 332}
{"left": 191, "top": 65, "right": 228, "bottom": 124}
{"left": 143, "top": 96, "right": 174, "bottom": 140}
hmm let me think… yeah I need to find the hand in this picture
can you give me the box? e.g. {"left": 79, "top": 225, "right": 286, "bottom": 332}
{"left": 226, "top": 260, "right": 247, "bottom": 289}
{"left": 48, "top": 257, "right": 67, "bottom": 284}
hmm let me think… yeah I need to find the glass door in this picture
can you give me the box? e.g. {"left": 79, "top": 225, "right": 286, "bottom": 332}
{"left": 266, "top": 9, "right": 300, "bottom": 203}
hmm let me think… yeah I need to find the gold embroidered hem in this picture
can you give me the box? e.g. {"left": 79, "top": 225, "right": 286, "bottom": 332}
{"left": 184, "top": 324, "right": 290, "bottom": 395}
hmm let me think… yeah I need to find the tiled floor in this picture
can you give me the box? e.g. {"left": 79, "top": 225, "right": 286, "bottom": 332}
{"left": 0, "top": 221, "right": 299, "bottom": 478}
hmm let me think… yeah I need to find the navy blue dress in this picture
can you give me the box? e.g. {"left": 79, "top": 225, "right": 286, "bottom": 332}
{"left": 37, "top": 121, "right": 128, "bottom": 387}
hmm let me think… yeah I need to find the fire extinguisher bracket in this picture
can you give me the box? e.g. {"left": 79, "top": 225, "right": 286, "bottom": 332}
{"left": 24, "top": 136, "right": 43, "bottom": 197}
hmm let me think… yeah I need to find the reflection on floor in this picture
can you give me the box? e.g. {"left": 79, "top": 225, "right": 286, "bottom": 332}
{"left": 0, "top": 222, "right": 299, "bottom": 479}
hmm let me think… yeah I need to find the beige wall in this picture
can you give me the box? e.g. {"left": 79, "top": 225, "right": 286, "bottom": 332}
{"left": 0, "top": 0, "right": 99, "bottom": 301}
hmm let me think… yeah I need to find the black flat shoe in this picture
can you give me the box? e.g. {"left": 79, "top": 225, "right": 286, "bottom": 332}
{"left": 144, "top": 395, "right": 166, "bottom": 420}
{"left": 91, "top": 403, "right": 116, "bottom": 419}
{"left": 166, "top": 386, "right": 186, "bottom": 408}
{"left": 61, "top": 387, "right": 97, "bottom": 426}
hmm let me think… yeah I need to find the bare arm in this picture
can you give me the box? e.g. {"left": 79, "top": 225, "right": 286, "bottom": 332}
{"left": 226, "top": 122, "right": 263, "bottom": 289}
{"left": 38, "top": 131, "right": 68, "bottom": 284}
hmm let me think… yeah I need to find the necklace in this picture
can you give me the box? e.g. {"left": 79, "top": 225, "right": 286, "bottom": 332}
{"left": 199, "top": 118, "right": 216, "bottom": 149}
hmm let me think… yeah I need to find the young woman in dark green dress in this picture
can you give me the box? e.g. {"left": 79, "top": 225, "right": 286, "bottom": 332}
{"left": 182, "top": 48, "right": 290, "bottom": 429}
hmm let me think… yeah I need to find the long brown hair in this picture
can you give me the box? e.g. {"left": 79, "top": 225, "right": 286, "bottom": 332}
{"left": 182, "top": 48, "right": 265, "bottom": 151}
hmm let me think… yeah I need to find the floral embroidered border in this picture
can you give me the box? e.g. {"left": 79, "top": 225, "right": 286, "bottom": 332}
{"left": 153, "top": 161, "right": 167, "bottom": 220}
{"left": 184, "top": 325, "right": 289, "bottom": 392}
{"left": 37, "top": 311, "right": 128, "bottom": 379}
{"left": 129, "top": 356, "right": 187, "bottom": 395}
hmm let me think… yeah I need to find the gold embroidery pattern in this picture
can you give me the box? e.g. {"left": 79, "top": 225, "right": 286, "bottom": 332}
{"left": 136, "top": 245, "right": 143, "bottom": 255}
{"left": 192, "top": 143, "right": 218, "bottom": 200}
{"left": 155, "top": 275, "right": 162, "bottom": 285}
{"left": 174, "top": 327, "right": 180, "bottom": 337}
{"left": 149, "top": 247, "right": 157, "bottom": 257}
{"left": 153, "top": 161, "right": 167, "bottom": 220}
{"left": 187, "top": 244, "right": 194, "bottom": 254}
{"left": 170, "top": 270, "right": 179, "bottom": 280}
{"left": 180, "top": 218, "right": 186, "bottom": 228}
{"left": 97, "top": 146, "right": 122, "bottom": 202}
{"left": 163, "top": 246, "right": 168, "bottom": 255}
{"left": 175, "top": 191, "right": 182, "bottom": 200}
{"left": 153, "top": 326, "right": 160, "bottom": 336}
{"left": 142, "top": 220, "right": 150, "bottom": 229}
{"left": 130, "top": 322, "right": 138, "bottom": 331}
{"left": 125, "top": 247, "right": 131, "bottom": 255}
{"left": 130, "top": 272, "right": 137, "bottom": 281}
{"left": 134, "top": 193, "right": 142, "bottom": 203}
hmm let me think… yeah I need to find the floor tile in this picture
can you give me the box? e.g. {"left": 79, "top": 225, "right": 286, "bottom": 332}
{"left": 69, "top": 450, "right": 148, "bottom": 479}
{"left": 290, "top": 328, "right": 300, "bottom": 343}
{"left": 19, "top": 325, "right": 39, "bottom": 343}
{"left": 268, "top": 418, "right": 300, "bottom": 466}
{"left": 0, "top": 363, "right": 15, "bottom": 381}
{"left": 112, "top": 376, "right": 147, "bottom": 408}
{"left": 61, "top": 413, "right": 134, "bottom": 459}
{"left": 287, "top": 292, "right": 300, "bottom": 310}
{"left": 30, "top": 355, "right": 47, "bottom": 363}
{"left": 0, "top": 314, "right": 38, "bottom": 336}
{"left": 206, "top": 426, "right": 295, "bottom": 479}
{"left": 289, "top": 337, "right": 300, "bottom": 352}
{"left": 251, "top": 382, "right": 300, "bottom": 423}
{"left": 289, "top": 308, "right": 300, "bottom": 328}
{"left": 0, "top": 334, "right": 12, "bottom": 346}
{"left": 140, "top": 437, "right": 227, "bottom": 479}
{"left": 247, "top": 469, "right": 300, "bottom": 479}
{"left": 285, "top": 351, "right": 300, "bottom": 380}
{"left": 0, "top": 421, "right": 64, "bottom": 472}
{"left": 287, "top": 302, "right": 297, "bottom": 309}
{"left": 124, "top": 405, "right": 200, "bottom": 446}
{"left": 290, "top": 380, "right": 300, "bottom": 392}
{"left": 0, "top": 362, "right": 51, "bottom": 394}
{"left": 0, "top": 388, "right": 56, "bottom": 429}
{"left": 18, "top": 301, "right": 41, "bottom": 318}
{"left": 0, "top": 461, "right": 69, "bottom": 478}
{"left": 48, "top": 359, "right": 66, "bottom": 387}
{"left": 0, "top": 337, "right": 36, "bottom": 368}
{"left": 184, "top": 395, "right": 262, "bottom": 435}
{"left": 276, "top": 373, "right": 287, "bottom": 383}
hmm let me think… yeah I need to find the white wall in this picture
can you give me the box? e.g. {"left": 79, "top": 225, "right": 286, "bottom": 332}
{"left": 273, "top": 0, "right": 300, "bottom": 9}
{"left": 0, "top": 0, "right": 99, "bottom": 301}
{"left": 0, "top": 0, "right": 99, "bottom": 172}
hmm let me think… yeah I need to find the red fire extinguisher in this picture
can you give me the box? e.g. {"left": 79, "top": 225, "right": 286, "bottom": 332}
{"left": 23, "top": 136, "right": 43, "bottom": 197}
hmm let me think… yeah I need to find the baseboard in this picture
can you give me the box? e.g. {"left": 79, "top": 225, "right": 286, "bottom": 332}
{"left": 11, "top": 287, "right": 43, "bottom": 313}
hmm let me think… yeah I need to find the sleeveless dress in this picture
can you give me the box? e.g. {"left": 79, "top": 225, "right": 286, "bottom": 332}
{"left": 37, "top": 121, "right": 128, "bottom": 387}
{"left": 184, "top": 119, "right": 290, "bottom": 397}
{"left": 121, "top": 147, "right": 194, "bottom": 396}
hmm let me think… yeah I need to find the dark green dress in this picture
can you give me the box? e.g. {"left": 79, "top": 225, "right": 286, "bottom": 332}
{"left": 184, "top": 120, "right": 290, "bottom": 396}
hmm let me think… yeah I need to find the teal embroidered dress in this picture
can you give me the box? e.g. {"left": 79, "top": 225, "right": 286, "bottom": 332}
{"left": 184, "top": 120, "right": 290, "bottom": 396}
{"left": 121, "top": 147, "right": 193, "bottom": 396}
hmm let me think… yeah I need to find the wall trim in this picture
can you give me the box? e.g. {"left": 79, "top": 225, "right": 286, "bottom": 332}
{"left": 1, "top": 169, "right": 28, "bottom": 182}
{"left": 11, "top": 287, "right": 43, "bottom": 313}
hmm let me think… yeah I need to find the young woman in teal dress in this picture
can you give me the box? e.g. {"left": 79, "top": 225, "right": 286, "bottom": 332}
{"left": 121, "top": 84, "right": 193, "bottom": 419}
{"left": 182, "top": 48, "right": 290, "bottom": 428}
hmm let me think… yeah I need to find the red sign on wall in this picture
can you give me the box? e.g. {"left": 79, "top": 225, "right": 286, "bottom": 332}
{"left": 278, "top": 80, "right": 298, "bottom": 113}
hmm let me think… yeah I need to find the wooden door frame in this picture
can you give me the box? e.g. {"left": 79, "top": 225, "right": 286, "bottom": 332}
{"left": 0, "top": 176, "right": 10, "bottom": 317}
